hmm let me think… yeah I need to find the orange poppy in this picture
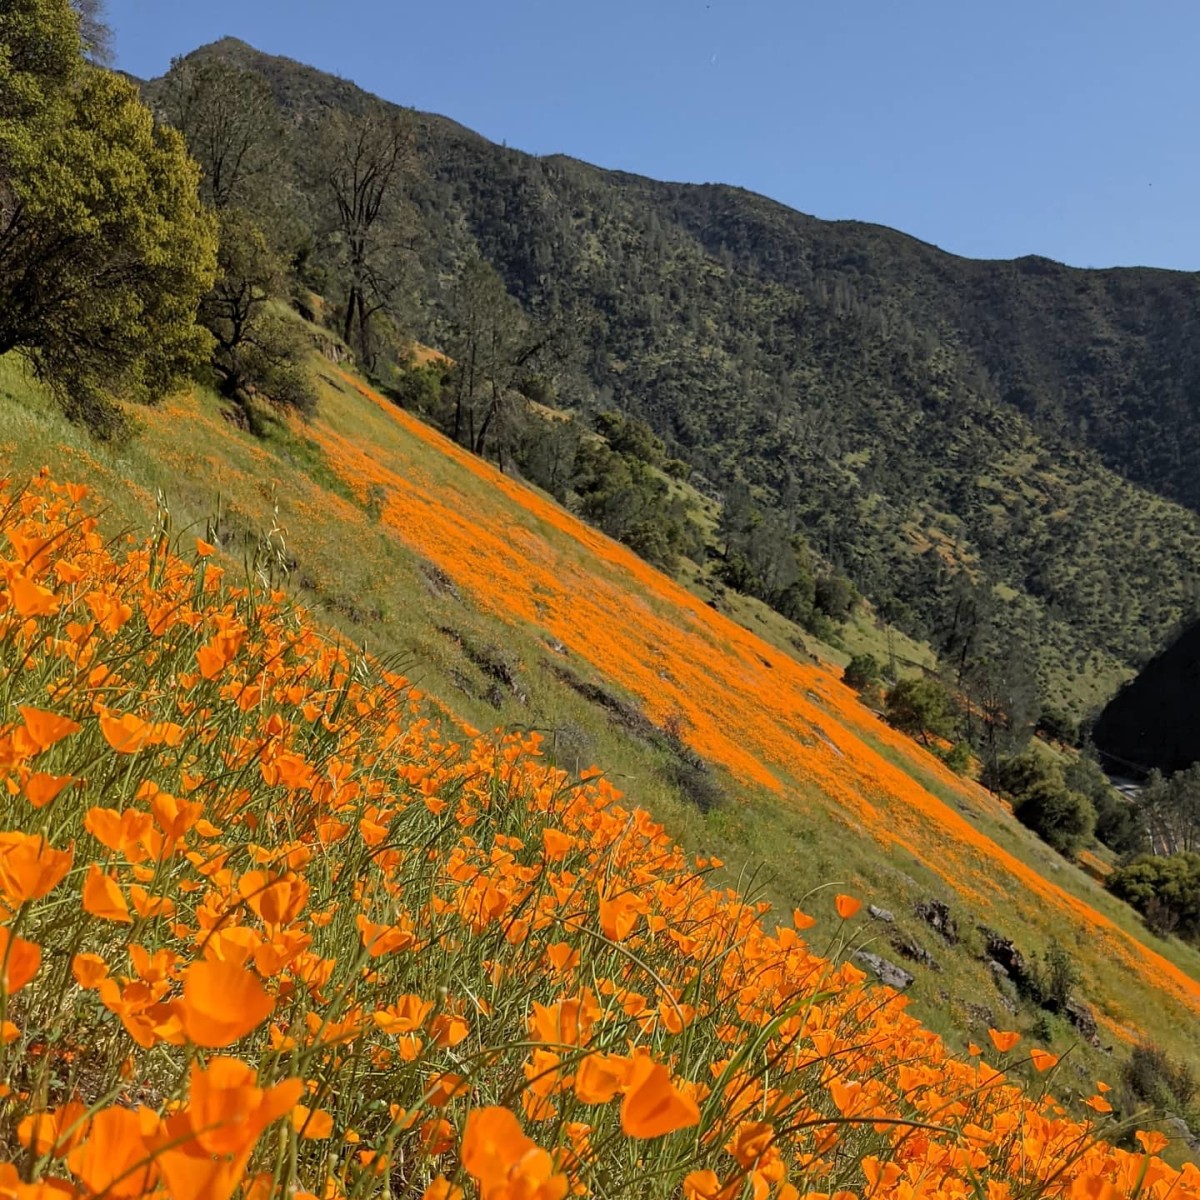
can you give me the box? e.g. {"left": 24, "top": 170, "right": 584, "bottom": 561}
{"left": 620, "top": 1056, "right": 700, "bottom": 1139}
{"left": 1135, "top": 1130, "right": 1169, "bottom": 1155}
{"left": 542, "top": 827, "right": 574, "bottom": 861}
{"left": 186, "top": 1056, "right": 302, "bottom": 1156}
{"left": 574, "top": 1053, "right": 629, "bottom": 1104}
{"left": 791, "top": 908, "right": 817, "bottom": 930}
{"left": 833, "top": 893, "right": 861, "bottom": 920}
{"left": 1029, "top": 1048, "right": 1059, "bottom": 1072}
{"left": 356, "top": 912, "right": 415, "bottom": 957}
{"left": 18, "top": 707, "right": 80, "bottom": 753}
{"left": 291, "top": 1104, "right": 335, "bottom": 1139}
{"left": 430, "top": 1012, "right": 470, "bottom": 1048}
{"left": 81, "top": 864, "right": 132, "bottom": 925}
{"left": 988, "top": 1028, "right": 1021, "bottom": 1054}
{"left": 529, "top": 999, "right": 593, "bottom": 1048}
{"left": 423, "top": 1177, "right": 464, "bottom": 1200}
{"left": 71, "top": 952, "right": 110, "bottom": 989}
{"left": 8, "top": 571, "right": 59, "bottom": 618}
{"left": 98, "top": 710, "right": 154, "bottom": 755}
{"left": 0, "top": 927, "right": 41, "bottom": 994}
{"left": 239, "top": 870, "right": 309, "bottom": 926}
{"left": 65, "top": 1106, "right": 160, "bottom": 1199}
{"left": 155, "top": 1057, "right": 302, "bottom": 1199}
{"left": 598, "top": 891, "right": 638, "bottom": 942}
{"left": 0, "top": 831, "right": 73, "bottom": 906}
{"left": 461, "top": 1107, "right": 566, "bottom": 1200}
{"left": 177, "top": 960, "right": 274, "bottom": 1047}
{"left": 418, "top": 1116, "right": 454, "bottom": 1156}
{"left": 682, "top": 1171, "right": 725, "bottom": 1200}
{"left": 17, "top": 1100, "right": 90, "bottom": 1157}
{"left": 24, "top": 772, "right": 74, "bottom": 809}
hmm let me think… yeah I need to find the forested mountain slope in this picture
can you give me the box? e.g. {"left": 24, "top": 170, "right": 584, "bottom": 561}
{"left": 144, "top": 40, "right": 1200, "bottom": 718}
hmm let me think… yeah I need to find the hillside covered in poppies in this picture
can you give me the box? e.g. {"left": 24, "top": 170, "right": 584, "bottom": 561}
{"left": 6, "top": 4, "right": 1200, "bottom": 1192}
{"left": 2, "top": 451, "right": 1198, "bottom": 1198}
{"left": 5, "top": 347, "right": 1200, "bottom": 1192}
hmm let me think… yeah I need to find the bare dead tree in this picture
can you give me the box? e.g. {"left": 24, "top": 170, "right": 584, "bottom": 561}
{"left": 72, "top": 0, "right": 112, "bottom": 65}
{"left": 319, "top": 107, "right": 415, "bottom": 363}
{"left": 160, "top": 57, "right": 282, "bottom": 212}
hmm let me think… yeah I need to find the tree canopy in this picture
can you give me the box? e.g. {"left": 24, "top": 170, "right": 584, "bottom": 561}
{"left": 0, "top": 0, "right": 217, "bottom": 436}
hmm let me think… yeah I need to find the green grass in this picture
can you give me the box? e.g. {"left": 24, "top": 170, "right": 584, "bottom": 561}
{"left": 5, "top": 356, "right": 1200, "bottom": 1132}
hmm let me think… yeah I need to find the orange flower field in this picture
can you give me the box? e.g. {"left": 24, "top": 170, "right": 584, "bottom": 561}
{"left": 2, "top": 467, "right": 1198, "bottom": 1196}
{"left": 315, "top": 372, "right": 1200, "bottom": 1030}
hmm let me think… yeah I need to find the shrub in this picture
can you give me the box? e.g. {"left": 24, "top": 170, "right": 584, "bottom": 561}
{"left": 1121, "top": 1043, "right": 1198, "bottom": 1117}
{"left": 1038, "top": 705, "right": 1080, "bottom": 746}
{"left": 884, "top": 676, "right": 955, "bottom": 747}
{"left": 815, "top": 574, "right": 859, "bottom": 622}
{"left": 843, "top": 653, "right": 883, "bottom": 692}
{"left": 1026, "top": 941, "right": 1081, "bottom": 1013}
{"left": 940, "top": 741, "right": 973, "bottom": 775}
{"left": 986, "top": 751, "right": 1098, "bottom": 857}
{"left": 1013, "top": 780, "right": 1096, "bottom": 857}
{"left": 1109, "top": 852, "right": 1200, "bottom": 942}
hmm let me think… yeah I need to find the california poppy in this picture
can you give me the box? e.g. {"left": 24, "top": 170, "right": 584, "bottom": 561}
{"left": 98, "top": 710, "right": 154, "bottom": 755}
{"left": 66, "top": 1106, "right": 160, "bottom": 1198}
{"left": 0, "top": 927, "right": 41, "bottom": 994}
{"left": 18, "top": 707, "right": 80, "bottom": 752}
{"left": 178, "top": 960, "right": 274, "bottom": 1047}
{"left": 0, "top": 831, "right": 73, "bottom": 906}
{"left": 620, "top": 1056, "right": 700, "bottom": 1139}
{"left": 9, "top": 572, "right": 59, "bottom": 617}
{"left": 988, "top": 1028, "right": 1021, "bottom": 1054}
{"left": 1029, "top": 1048, "right": 1059, "bottom": 1072}
{"left": 24, "top": 772, "right": 74, "bottom": 808}
{"left": 292, "top": 1104, "right": 335, "bottom": 1139}
{"left": 81, "top": 864, "right": 132, "bottom": 925}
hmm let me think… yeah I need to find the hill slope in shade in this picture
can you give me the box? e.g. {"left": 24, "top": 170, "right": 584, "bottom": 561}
{"left": 6, "top": 356, "right": 1200, "bottom": 1081}
{"left": 142, "top": 40, "right": 1200, "bottom": 718}
{"left": 1094, "top": 620, "right": 1200, "bottom": 775}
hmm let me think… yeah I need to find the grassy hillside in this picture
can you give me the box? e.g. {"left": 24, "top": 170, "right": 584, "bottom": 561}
{"left": 5, "top": 354, "right": 1200, "bottom": 1123}
{"left": 134, "top": 40, "right": 1200, "bottom": 724}
{"left": 5, "top": 463, "right": 1198, "bottom": 1197}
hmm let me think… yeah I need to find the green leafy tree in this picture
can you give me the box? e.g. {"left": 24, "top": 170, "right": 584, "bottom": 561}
{"left": 199, "top": 209, "right": 315, "bottom": 418}
{"left": 571, "top": 438, "right": 702, "bottom": 570}
{"left": 1013, "top": 780, "right": 1096, "bottom": 857}
{"left": 884, "top": 677, "right": 955, "bottom": 747}
{"left": 444, "top": 256, "right": 529, "bottom": 457}
{"left": 843, "top": 653, "right": 882, "bottom": 692}
{"left": 988, "top": 749, "right": 1098, "bottom": 857}
{"left": 1109, "top": 852, "right": 1200, "bottom": 941}
{"left": 0, "top": 0, "right": 217, "bottom": 436}
{"left": 815, "top": 574, "right": 859, "bottom": 622}
{"left": 1065, "top": 755, "right": 1147, "bottom": 856}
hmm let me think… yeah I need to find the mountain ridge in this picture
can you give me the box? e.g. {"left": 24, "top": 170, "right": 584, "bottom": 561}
{"left": 143, "top": 40, "right": 1200, "bottom": 723}
{"left": 178, "top": 38, "right": 1199, "bottom": 275}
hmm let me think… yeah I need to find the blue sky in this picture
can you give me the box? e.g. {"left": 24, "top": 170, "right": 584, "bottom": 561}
{"left": 107, "top": 0, "right": 1199, "bottom": 270}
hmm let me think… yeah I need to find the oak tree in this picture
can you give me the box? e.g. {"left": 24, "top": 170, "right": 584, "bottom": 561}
{"left": 0, "top": 0, "right": 217, "bottom": 436}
